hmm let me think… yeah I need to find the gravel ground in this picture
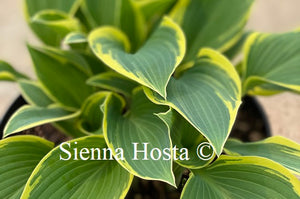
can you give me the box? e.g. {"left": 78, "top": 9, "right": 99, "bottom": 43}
{"left": 0, "top": 0, "right": 299, "bottom": 143}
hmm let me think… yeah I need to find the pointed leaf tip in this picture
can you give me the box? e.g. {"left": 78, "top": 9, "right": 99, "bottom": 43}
{"left": 88, "top": 16, "right": 185, "bottom": 98}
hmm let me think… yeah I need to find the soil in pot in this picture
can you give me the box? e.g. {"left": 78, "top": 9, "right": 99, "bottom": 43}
{"left": 230, "top": 95, "right": 270, "bottom": 142}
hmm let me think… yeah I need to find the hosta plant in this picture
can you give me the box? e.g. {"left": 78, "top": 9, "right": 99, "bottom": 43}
{"left": 1, "top": 0, "right": 300, "bottom": 198}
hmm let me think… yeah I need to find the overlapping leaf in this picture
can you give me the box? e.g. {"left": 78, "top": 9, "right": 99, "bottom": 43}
{"left": 87, "top": 71, "right": 138, "bottom": 97}
{"left": 89, "top": 16, "right": 185, "bottom": 98}
{"left": 145, "top": 48, "right": 241, "bottom": 155}
{"left": 64, "top": 32, "right": 89, "bottom": 51}
{"left": 30, "top": 10, "right": 82, "bottom": 46}
{"left": 18, "top": 80, "right": 53, "bottom": 107}
{"left": 135, "top": 0, "right": 176, "bottom": 27}
{"left": 242, "top": 31, "right": 300, "bottom": 95}
{"left": 0, "top": 136, "right": 53, "bottom": 199}
{"left": 24, "top": 0, "right": 81, "bottom": 18}
{"left": 82, "top": 0, "right": 146, "bottom": 48}
{"left": 78, "top": 53, "right": 108, "bottom": 75}
{"left": 64, "top": 32, "right": 87, "bottom": 45}
{"left": 3, "top": 105, "right": 79, "bottom": 138}
{"left": 54, "top": 118, "right": 87, "bottom": 138}
{"left": 24, "top": 0, "right": 82, "bottom": 46}
{"left": 27, "top": 45, "right": 94, "bottom": 109}
{"left": 0, "top": 61, "right": 27, "bottom": 81}
{"left": 173, "top": 162, "right": 185, "bottom": 187}
{"left": 30, "top": 46, "right": 93, "bottom": 75}
{"left": 103, "top": 87, "right": 175, "bottom": 185}
{"left": 225, "top": 136, "right": 300, "bottom": 175}
{"left": 181, "top": 156, "right": 300, "bottom": 199}
{"left": 157, "top": 109, "right": 215, "bottom": 169}
{"left": 21, "top": 136, "right": 133, "bottom": 199}
{"left": 169, "top": 0, "right": 254, "bottom": 61}
{"left": 77, "top": 92, "right": 109, "bottom": 134}
{"left": 224, "top": 31, "right": 253, "bottom": 60}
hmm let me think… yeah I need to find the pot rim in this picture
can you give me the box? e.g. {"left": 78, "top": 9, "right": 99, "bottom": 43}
{"left": 0, "top": 95, "right": 26, "bottom": 137}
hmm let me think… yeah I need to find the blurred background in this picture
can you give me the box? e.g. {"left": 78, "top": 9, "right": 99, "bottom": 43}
{"left": 0, "top": 0, "right": 300, "bottom": 142}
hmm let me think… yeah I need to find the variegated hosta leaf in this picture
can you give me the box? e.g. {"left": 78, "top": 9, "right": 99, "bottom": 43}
{"left": 157, "top": 109, "right": 215, "bottom": 169}
{"left": 78, "top": 53, "right": 108, "bottom": 75}
{"left": 225, "top": 136, "right": 300, "bottom": 175}
{"left": 103, "top": 87, "right": 175, "bottom": 186}
{"left": 3, "top": 105, "right": 80, "bottom": 138}
{"left": 21, "top": 136, "right": 133, "bottom": 199}
{"left": 30, "top": 10, "right": 82, "bottom": 46}
{"left": 135, "top": 0, "right": 176, "bottom": 24}
{"left": 173, "top": 162, "right": 185, "bottom": 187}
{"left": 30, "top": 46, "right": 93, "bottom": 75}
{"left": 242, "top": 31, "right": 300, "bottom": 95}
{"left": 63, "top": 32, "right": 87, "bottom": 45}
{"left": 18, "top": 80, "right": 53, "bottom": 107}
{"left": 0, "top": 136, "right": 54, "bottom": 199}
{"left": 77, "top": 92, "right": 110, "bottom": 134}
{"left": 27, "top": 45, "right": 94, "bottom": 109}
{"left": 54, "top": 118, "right": 87, "bottom": 138}
{"left": 0, "top": 61, "right": 28, "bottom": 81}
{"left": 24, "top": 0, "right": 81, "bottom": 18}
{"left": 224, "top": 31, "right": 253, "bottom": 60}
{"left": 63, "top": 32, "right": 87, "bottom": 50}
{"left": 181, "top": 156, "right": 300, "bottom": 199}
{"left": 87, "top": 71, "right": 138, "bottom": 97}
{"left": 169, "top": 0, "right": 254, "bottom": 62}
{"left": 145, "top": 48, "right": 241, "bottom": 156}
{"left": 89, "top": 16, "right": 186, "bottom": 98}
{"left": 63, "top": 32, "right": 88, "bottom": 51}
{"left": 82, "top": 0, "right": 146, "bottom": 49}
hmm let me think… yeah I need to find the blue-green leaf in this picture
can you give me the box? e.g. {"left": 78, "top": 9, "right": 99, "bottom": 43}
{"left": 181, "top": 156, "right": 300, "bottom": 199}
{"left": 3, "top": 105, "right": 79, "bottom": 138}
{"left": 0, "top": 135, "right": 53, "bottom": 199}
{"left": 89, "top": 16, "right": 185, "bottom": 98}
{"left": 82, "top": 0, "right": 146, "bottom": 49}
{"left": 242, "top": 31, "right": 300, "bottom": 95}
{"left": 145, "top": 48, "right": 241, "bottom": 155}
{"left": 27, "top": 45, "right": 94, "bottom": 109}
{"left": 225, "top": 136, "right": 300, "bottom": 175}
{"left": 170, "top": 0, "right": 254, "bottom": 62}
{"left": 21, "top": 136, "right": 133, "bottom": 199}
{"left": 103, "top": 88, "right": 175, "bottom": 186}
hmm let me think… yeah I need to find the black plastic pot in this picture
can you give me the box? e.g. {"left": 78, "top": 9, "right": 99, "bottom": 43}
{"left": 0, "top": 96, "right": 26, "bottom": 138}
{"left": 230, "top": 95, "right": 271, "bottom": 142}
